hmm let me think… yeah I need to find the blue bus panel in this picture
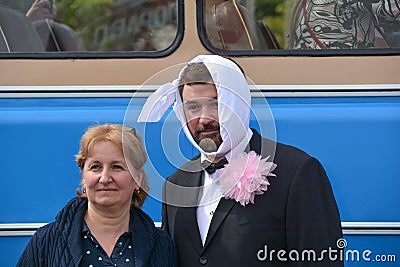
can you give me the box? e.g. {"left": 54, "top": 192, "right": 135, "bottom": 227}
{"left": 0, "top": 96, "right": 399, "bottom": 266}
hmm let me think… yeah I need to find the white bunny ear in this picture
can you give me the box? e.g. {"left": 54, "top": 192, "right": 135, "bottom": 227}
{"left": 137, "top": 79, "right": 180, "bottom": 122}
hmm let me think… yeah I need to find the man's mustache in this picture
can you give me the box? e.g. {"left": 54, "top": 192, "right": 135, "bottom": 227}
{"left": 196, "top": 124, "right": 219, "bottom": 134}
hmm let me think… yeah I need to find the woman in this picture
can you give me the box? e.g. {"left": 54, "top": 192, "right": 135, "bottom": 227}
{"left": 289, "top": 0, "right": 400, "bottom": 49}
{"left": 17, "top": 124, "right": 177, "bottom": 266}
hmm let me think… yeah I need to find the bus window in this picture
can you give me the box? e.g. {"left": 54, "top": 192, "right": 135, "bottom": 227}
{"left": 0, "top": 0, "right": 178, "bottom": 52}
{"left": 203, "top": 0, "right": 281, "bottom": 50}
{"left": 201, "top": 0, "right": 400, "bottom": 51}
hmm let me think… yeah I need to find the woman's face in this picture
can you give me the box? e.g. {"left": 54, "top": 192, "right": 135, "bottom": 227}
{"left": 82, "top": 141, "right": 140, "bottom": 210}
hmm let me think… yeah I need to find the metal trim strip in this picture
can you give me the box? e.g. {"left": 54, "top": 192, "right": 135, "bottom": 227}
{"left": 1, "top": 84, "right": 400, "bottom": 98}
{"left": 1, "top": 222, "right": 399, "bottom": 236}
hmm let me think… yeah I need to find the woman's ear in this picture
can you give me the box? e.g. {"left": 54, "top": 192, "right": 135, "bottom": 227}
{"left": 82, "top": 178, "right": 86, "bottom": 190}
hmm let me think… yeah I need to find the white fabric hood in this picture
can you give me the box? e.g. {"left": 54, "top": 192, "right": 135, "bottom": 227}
{"left": 138, "top": 55, "right": 253, "bottom": 159}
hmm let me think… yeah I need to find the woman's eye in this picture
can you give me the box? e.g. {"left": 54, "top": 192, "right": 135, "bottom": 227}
{"left": 112, "top": 165, "right": 124, "bottom": 170}
{"left": 89, "top": 164, "right": 101, "bottom": 171}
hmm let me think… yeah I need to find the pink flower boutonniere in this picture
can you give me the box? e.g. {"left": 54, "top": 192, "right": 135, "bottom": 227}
{"left": 220, "top": 151, "right": 277, "bottom": 206}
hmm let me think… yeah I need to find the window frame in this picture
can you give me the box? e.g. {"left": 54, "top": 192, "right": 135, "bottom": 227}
{"left": 196, "top": 0, "right": 400, "bottom": 57}
{"left": 0, "top": 0, "right": 184, "bottom": 59}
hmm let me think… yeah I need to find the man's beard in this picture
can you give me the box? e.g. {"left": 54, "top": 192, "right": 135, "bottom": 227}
{"left": 193, "top": 124, "right": 223, "bottom": 152}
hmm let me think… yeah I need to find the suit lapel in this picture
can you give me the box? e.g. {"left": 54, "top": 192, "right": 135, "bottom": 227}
{"left": 181, "top": 203, "right": 203, "bottom": 254}
{"left": 249, "top": 128, "right": 262, "bottom": 154}
{"left": 177, "top": 158, "right": 204, "bottom": 254}
{"left": 202, "top": 198, "right": 236, "bottom": 250}
{"left": 250, "top": 128, "right": 276, "bottom": 159}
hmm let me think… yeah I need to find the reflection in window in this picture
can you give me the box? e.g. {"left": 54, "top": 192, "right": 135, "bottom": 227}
{"left": 203, "top": 0, "right": 400, "bottom": 50}
{"left": 289, "top": 0, "right": 400, "bottom": 49}
{"left": 73, "top": 0, "right": 178, "bottom": 51}
{"left": 203, "top": 0, "right": 281, "bottom": 50}
{"left": 0, "top": 0, "right": 178, "bottom": 52}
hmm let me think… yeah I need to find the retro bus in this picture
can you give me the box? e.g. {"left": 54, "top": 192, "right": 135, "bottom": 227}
{"left": 0, "top": 0, "right": 399, "bottom": 266}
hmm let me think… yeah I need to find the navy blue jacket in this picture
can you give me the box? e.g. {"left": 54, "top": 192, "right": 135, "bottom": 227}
{"left": 17, "top": 197, "right": 177, "bottom": 267}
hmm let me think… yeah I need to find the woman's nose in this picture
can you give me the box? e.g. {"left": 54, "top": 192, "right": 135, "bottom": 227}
{"left": 99, "top": 168, "right": 112, "bottom": 184}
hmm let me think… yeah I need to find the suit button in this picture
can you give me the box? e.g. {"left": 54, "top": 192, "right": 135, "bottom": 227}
{"left": 199, "top": 256, "right": 208, "bottom": 264}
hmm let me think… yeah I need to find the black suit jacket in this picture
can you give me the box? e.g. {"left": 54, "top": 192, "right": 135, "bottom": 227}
{"left": 162, "top": 130, "right": 343, "bottom": 267}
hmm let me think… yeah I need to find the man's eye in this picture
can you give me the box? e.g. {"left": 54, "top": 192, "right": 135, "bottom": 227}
{"left": 187, "top": 105, "right": 201, "bottom": 112}
{"left": 210, "top": 102, "right": 218, "bottom": 108}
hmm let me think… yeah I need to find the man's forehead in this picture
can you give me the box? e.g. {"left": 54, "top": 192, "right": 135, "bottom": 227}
{"left": 182, "top": 82, "right": 215, "bottom": 89}
{"left": 182, "top": 83, "right": 217, "bottom": 97}
{"left": 183, "top": 97, "right": 218, "bottom": 104}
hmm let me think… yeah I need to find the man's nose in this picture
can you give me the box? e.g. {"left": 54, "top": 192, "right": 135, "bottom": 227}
{"left": 199, "top": 114, "right": 214, "bottom": 124}
{"left": 199, "top": 105, "right": 218, "bottom": 123}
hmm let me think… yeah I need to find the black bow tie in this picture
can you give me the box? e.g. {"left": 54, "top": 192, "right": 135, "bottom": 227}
{"left": 200, "top": 157, "right": 229, "bottom": 174}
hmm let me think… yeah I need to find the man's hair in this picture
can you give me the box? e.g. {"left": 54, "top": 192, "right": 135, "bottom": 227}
{"left": 178, "top": 57, "right": 246, "bottom": 97}
{"left": 178, "top": 62, "right": 213, "bottom": 96}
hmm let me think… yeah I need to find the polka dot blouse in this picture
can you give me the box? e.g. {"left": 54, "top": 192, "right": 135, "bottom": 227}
{"left": 79, "top": 221, "right": 135, "bottom": 266}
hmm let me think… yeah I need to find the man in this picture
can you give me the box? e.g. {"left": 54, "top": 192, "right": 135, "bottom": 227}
{"left": 138, "top": 55, "right": 343, "bottom": 266}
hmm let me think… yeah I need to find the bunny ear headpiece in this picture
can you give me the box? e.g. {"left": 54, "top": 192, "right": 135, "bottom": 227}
{"left": 138, "top": 55, "right": 253, "bottom": 159}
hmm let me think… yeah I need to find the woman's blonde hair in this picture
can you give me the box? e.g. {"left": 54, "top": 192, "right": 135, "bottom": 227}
{"left": 75, "top": 124, "right": 149, "bottom": 208}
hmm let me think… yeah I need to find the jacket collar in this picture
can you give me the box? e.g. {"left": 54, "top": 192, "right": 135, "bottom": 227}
{"left": 55, "top": 197, "right": 158, "bottom": 267}
{"left": 131, "top": 207, "right": 157, "bottom": 267}
{"left": 55, "top": 197, "right": 87, "bottom": 266}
